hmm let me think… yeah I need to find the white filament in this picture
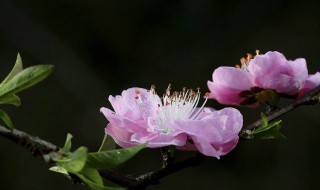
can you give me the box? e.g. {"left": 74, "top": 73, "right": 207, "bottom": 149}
{"left": 147, "top": 85, "right": 208, "bottom": 133}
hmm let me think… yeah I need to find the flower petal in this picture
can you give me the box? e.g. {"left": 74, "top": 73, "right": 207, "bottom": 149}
{"left": 131, "top": 132, "right": 187, "bottom": 148}
{"left": 100, "top": 107, "right": 146, "bottom": 133}
{"left": 208, "top": 67, "right": 254, "bottom": 105}
{"left": 190, "top": 133, "right": 239, "bottom": 158}
{"left": 192, "top": 137, "right": 220, "bottom": 158}
{"left": 173, "top": 108, "right": 242, "bottom": 158}
{"left": 298, "top": 72, "right": 320, "bottom": 96}
{"left": 249, "top": 51, "right": 308, "bottom": 94}
{"left": 248, "top": 51, "right": 287, "bottom": 78}
{"left": 105, "top": 124, "right": 139, "bottom": 148}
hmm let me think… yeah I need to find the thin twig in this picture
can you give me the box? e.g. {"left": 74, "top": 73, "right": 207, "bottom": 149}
{"left": 239, "top": 85, "right": 320, "bottom": 137}
{"left": 98, "top": 170, "right": 137, "bottom": 189}
{"left": 160, "top": 147, "right": 174, "bottom": 168}
{"left": 132, "top": 153, "right": 205, "bottom": 190}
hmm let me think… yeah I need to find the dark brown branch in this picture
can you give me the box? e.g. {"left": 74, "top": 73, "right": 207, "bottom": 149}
{"left": 239, "top": 85, "right": 320, "bottom": 137}
{"left": 132, "top": 153, "right": 205, "bottom": 190}
{"left": 160, "top": 147, "right": 174, "bottom": 168}
{"left": 99, "top": 153, "right": 205, "bottom": 190}
{"left": 1, "top": 85, "right": 320, "bottom": 189}
{"left": 0, "top": 124, "right": 206, "bottom": 189}
{"left": 99, "top": 170, "right": 137, "bottom": 189}
{"left": 0, "top": 125, "right": 59, "bottom": 157}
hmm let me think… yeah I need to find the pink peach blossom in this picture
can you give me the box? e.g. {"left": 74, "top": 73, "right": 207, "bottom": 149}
{"left": 208, "top": 51, "right": 320, "bottom": 105}
{"left": 101, "top": 86, "right": 243, "bottom": 158}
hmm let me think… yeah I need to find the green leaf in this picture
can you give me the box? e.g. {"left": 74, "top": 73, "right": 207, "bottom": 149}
{"left": 0, "top": 109, "right": 13, "bottom": 129}
{"left": 61, "top": 133, "right": 73, "bottom": 153}
{"left": 0, "top": 94, "right": 21, "bottom": 106}
{"left": 0, "top": 53, "right": 23, "bottom": 87}
{"left": 79, "top": 167, "right": 103, "bottom": 186}
{"left": 87, "top": 144, "right": 145, "bottom": 169}
{"left": 49, "top": 166, "right": 71, "bottom": 179}
{"left": 76, "top": 171, "right": 126, "bottom": 190}
{"left": 260, "top": 112, "right": 268, "bottom": 128}
{"left": 0, "top": 65, "right": 54, "bottom": 100}
{"left": 98, "top": 134, "right": 115, "bottom": 152}
{"left": 57, "top": 146, "right": 88, "bottom": 173}
{"left": 253, "top": 120, "right": 286, "bottom": 139}
{"left": 247, "top": 113, "right": 286, "bottom": 139}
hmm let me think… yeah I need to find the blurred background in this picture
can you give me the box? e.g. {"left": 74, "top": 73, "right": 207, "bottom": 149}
{"left": 0, "top": 0, "right": 320, "bottom": 189}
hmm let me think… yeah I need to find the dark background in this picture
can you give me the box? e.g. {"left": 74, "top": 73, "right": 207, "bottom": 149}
{"left": 0, "top": 0, "right": 320, "bottom": 189}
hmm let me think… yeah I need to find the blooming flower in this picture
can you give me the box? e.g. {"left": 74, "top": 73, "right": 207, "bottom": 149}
{"left": 207, "top": 51, "right": 320, "bottom": 106}
{"left": 101, "top": 85, "right": 243, "bottom": 158}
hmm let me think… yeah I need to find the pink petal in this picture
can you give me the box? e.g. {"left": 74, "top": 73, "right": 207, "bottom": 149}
{"left": 208, "top": 67, "right": 254, "bottom": 105}
{"left": 105, "top": 124, "right": 139, "bottom": 148}
{"left": 289, "top": 58, "right": 308, "bottom": 83}
{"left": 190, "top": 133, "right": 239, "bottom": 158}
{"left": 298, "top": 72, "right": 320, "bottom": 97}
{"left": 248, "top": 51, "right": 287, "bottom": 78}
{"left": 192, "top": 137, "right": 220, "bottom": 158}
{"left": 249, "top": 51, "right": 308, "bottom": 95}
{"left": 174, "top": 108, "right": 242, "bottom": 142}
{"left": 100, "top": 107, "right": 146, "bottom": 133}
{"left": 173, "top": 108, "right": 242, "bottom": 158}
{"left": 173, "top": 118, "right": 223, "bottom": 142}
{"left": 132, "top": 132, "right": 187, "bottom": 148}
{"left": 108, "top": 88, "right": 149, "bottom": 121}
{"left": 176, "top": 141, "right": 197, "bottom": 151}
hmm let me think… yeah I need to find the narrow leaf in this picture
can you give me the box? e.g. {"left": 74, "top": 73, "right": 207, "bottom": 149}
{"left": 49, "top": 166, "right": 71, "bottom": 179}
{"left": 0, "top": 65, "right": 54, "bottom": 99}
{"left": 0, "top": 53, "right": 23, "bottom": 86}
{"left": 250, "top": 120, "right": 282, "bottom": 135}
{"left": 0, "top": 94, "right": 21, "bottom": 106}
{"left": 260, "top": 112, "right": 268, "bottom": 128}
{"left": 0, "top": 109, "right": 13, "bottom": 129}
{"left": 76, "top": 172, "right": 125, "bottom": 190}
{"left": 98, "top": 134, "right": 115, "bottom": 152}
{"left": 87, "top": 144, "right": 145, "bottom": 169}
{"left": 248, "top": 120, "right": 286, "bottom": 139}
{"left": 79, "top": 167, "right": 103, "bottom": 186}
{"left": 58, "top": 146, "right": 88, "bottom": 173}
{"left": 61, "top": 133, "right": 73, "bottom": 153}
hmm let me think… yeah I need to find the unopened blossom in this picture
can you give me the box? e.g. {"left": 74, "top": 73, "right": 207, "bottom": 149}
{"left": 101, "top": 86, "right": 243, "bottom": 158}
{"left": 208, "top": 51, "right": 320, "bottom": 106}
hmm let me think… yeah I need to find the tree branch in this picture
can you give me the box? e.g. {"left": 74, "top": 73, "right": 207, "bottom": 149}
{"left": 0, "top": 124, "right": 205, "bottom": 189}
{"left": 239, "top": 85, "right": 320, "bottom": 137}
{"left": 0, "top": 125, "right": 59, "bottom": 157}
{"left": 132, "top": 153, "right": 205, "bottom": 189}
{"left": 1, "top": 85, "right": 320, "bottom": 189}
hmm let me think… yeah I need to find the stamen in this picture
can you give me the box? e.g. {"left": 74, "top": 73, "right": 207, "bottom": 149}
{"left": 191, "top": 92, "right": 209, "bottom": 119}
{"left": 240, "top": 57, "right": 246, "bottom": 64}
{"left": 239, "top": 52, "right": 255, "bottom": 72}
{"left": 145, "top": 85, "right": 208, "bottom": 134}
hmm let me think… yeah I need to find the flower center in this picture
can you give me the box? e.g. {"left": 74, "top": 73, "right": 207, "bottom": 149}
{"left": 136, "top": 85, "right": 208, "bottom": 133}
